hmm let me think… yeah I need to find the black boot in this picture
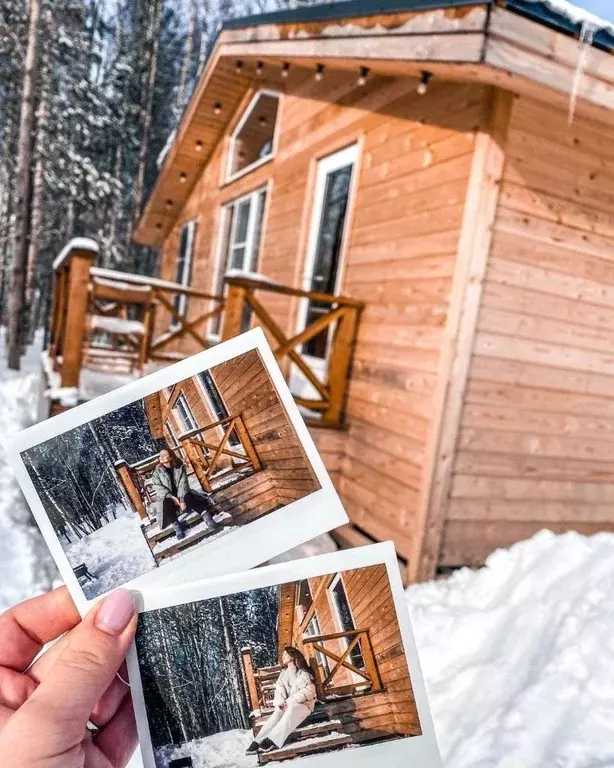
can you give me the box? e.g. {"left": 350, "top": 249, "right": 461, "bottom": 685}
{"left": 259, "top": 738, "right": 277, "bottom": 753}
{"left": 245, "top": 740, "right": 260, "bottom": 755}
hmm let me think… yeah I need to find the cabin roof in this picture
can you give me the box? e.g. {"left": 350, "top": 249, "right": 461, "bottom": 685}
{"left": 222, "top": 0, "right": 614, "bottom": 52}
{"left": 135, "top": 0, "right": 614, "bottom": 247}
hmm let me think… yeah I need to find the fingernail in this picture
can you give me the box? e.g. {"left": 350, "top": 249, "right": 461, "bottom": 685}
{"left": 95, "top": 589, "right": 136, "bottom": 636}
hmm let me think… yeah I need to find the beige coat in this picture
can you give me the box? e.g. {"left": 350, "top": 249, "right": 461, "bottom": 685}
{"left": 273, "top": 666, "right": 317, "bottom": 712}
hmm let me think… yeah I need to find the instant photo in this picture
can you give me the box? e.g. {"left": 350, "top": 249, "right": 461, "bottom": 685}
{"left": 129, "top": 543, "right": 442, "bottom": 768}
{"left": 7, "top": 329, "right": 347, "bottom": 611}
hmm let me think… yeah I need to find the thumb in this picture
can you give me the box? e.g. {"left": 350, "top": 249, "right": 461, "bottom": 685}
{"left": 16, "top": 589, "right": 137, "bottom": 746}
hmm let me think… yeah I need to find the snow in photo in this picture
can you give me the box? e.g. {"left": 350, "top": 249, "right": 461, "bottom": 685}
{"left": 131, "top": 545, "right": 440, "bottom": 768}
{"left": 9, "top": 331, "right": 346, "bottom": 609}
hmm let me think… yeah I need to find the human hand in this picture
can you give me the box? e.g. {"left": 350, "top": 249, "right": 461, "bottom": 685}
{"left": 0, "top": 586, "right": 138, "bottom": 767}
{"left": 179, "top": 501, "right": 186, "bottom": 512}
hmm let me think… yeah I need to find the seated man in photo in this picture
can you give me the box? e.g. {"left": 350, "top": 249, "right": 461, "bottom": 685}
{"left": 151, "top": 449, "right": 220, "bottom": 540}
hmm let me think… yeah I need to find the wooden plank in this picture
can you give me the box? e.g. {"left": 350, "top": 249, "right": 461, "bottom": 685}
{"left": 440, "top": 519, "right": 614, "bottom": 567}
{"left": 61, "top": 248, "right": 96, "bottom": 388}
{"left": 413, "top": 88, "right": 514, "bottom": 582}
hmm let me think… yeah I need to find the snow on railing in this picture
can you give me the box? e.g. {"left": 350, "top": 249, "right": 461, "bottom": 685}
{"left": 52, "top": 237, "right": 99, "bottom": 271}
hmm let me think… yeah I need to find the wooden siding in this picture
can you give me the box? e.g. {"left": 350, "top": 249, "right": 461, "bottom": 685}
{"left": 210, "top": 349, "right": 320, "bottom": 502}
{"left": 444, "top": 94, "right": 614, "bottom": 566}
{"left": 291, "top": 565, "right": 421, "bottom": 737}
{"left": 157, "top": 72, "right": 489, "bottom": 567}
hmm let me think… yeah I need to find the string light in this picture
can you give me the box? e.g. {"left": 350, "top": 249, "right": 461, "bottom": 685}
{"left": 214, "top": 102, "right": 222, "bottom": 115}
{"left": 281, "top": 62, "right": 290, "bottom": 79}
{"left": 235, "top": 60, "right": 243, "bottom": 74}
{"left": 155, "top": 222, "right": 162, "bottom": 230}
{"left": 165, "top": 199, "right": 173, "bottom": 209}
{"left": 179, "top": 172, "right": 187, "bottom": 183}
{"left": 417, "top": 70, "right": 432, "bottom": 96}
{"left": 195, "top": 140, "right": 203, "bottom": 151}
{"left": 256, "top": 60, "right": 264, "bottom": 76}
{"left": 258, "top": 116, "right": 267, "bottom": 127}
{"left": 357, "top": 66, "right": 369, "bottom": 87}
{"left": 315, "top": 63, "right": 325, "bottom": 82}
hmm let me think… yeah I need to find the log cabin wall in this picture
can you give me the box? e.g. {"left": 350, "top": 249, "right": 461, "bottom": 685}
{"left": 292, "top": 565, "right": 420, "bottom": 737}
{"left": 156, "top": 72, "right": 491, "bottom": 569}
{"left": 209, "top": 349, "right": 320, "bottom": 503}
{"left": 442, "top": 94, "right": 614, "bottom": 567}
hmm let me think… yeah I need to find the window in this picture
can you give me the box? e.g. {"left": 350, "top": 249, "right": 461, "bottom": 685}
{"left": 173, "top": 220, "right": 197, "bottom": 322}
{"left": 174, "top": 393, "right": 198, "bottom": 433}
{"left": 164, "top": 419, "right": 187, "bottom": 460}
{"left": 197, "top": 371, "right": 240, "bottom": 448}
{"left": 210, "top": 186, "right": 267, "bottom": 336}
{"left": 227, "top": 90, "right": 280, "bottom": 180}
{"left": 304, "top": 615, "right": 330, "bottom": 676}
{"left": 301, "top": 145, "right": 358, "bottom": 359}
{"left": 328, "top": 574, "right": 364, "bottom": 671}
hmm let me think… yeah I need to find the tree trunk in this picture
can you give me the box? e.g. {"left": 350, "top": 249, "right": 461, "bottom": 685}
{"left": 24, "top": 99, "right": 46, "bottom": 340}
{"left": 130, "top": 0, "right": 162, "bottom": 239}
{"left": 176, "top": 0, "right": 198, "bottom": 118}
{"left": 6, "top": 0, "right": 41, "bottom": 369}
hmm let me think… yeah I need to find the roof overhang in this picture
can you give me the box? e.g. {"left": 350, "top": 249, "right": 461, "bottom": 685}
{"left": 135, "top": 0, "right": 614, "bottom": 247}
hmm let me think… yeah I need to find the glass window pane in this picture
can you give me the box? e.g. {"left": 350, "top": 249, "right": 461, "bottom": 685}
{"left": 303, "top": 163, "right": 353, "bottom": 359}
{"left": 235, "top": 200, "right": 251, "bottom": 244}
{"left": 249, "top": 189, "right": 267, "bottom": 272}
{"left": 230, "top": 93, "right": 279, "bottom": 176}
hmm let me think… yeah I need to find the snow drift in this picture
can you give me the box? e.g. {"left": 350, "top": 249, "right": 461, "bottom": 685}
{"left": 408, "top": 529, "right": 614, "bottom": 768}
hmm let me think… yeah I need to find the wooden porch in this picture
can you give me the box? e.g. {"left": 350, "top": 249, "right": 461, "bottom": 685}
{"left": 45, "top": 239, "right": 362, "bottom": 430}
{"left": 241, "top": 632, "right": 389, "bottom": 764}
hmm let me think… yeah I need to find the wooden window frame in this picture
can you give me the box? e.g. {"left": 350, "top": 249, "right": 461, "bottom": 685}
{"left": 225, "top": 89, "right": 281, "bottom": 183}
{"left": 174, "top": 392, "right": 198, "bottom": 434}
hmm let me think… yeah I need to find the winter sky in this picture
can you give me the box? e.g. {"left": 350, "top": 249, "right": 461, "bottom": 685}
{"left": 575, "top": 0, "right": 614, "bottom": 21}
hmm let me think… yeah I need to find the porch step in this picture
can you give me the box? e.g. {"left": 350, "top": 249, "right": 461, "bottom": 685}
{"left": 258, "top": 732, "right": 352, "bottom": 764}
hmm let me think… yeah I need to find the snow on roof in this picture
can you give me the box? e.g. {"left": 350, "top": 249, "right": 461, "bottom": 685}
{"left": 52, "top": 237, "right": 99, "bottom": 271}
{"left": 528, "top": 0, "right": 614, "bottom": 34}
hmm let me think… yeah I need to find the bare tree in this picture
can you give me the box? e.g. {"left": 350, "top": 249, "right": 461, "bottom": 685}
{"left": 6, "top": 0, "right": 41, "bottom": 369}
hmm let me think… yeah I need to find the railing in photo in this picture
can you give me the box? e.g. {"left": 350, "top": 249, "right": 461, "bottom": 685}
{"left": 220, "top": 275, "right": 364, "bottom": 428}
{"left": 178, "top": 414, "right": 262, "bottom": 493}
{"left": 302, "top": 629, "right": 382, "bottom": 700}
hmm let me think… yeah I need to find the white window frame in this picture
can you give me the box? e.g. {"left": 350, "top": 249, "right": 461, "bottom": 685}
{"left": 327, "top": 572, "right": 365, "bottom": 684}
{"left": 172, "top": 219, "right": 197, "bottom": 327}
{"left": 209, "top": 184, "right": 269, "bottom": 340}
{"left": 164, "top": 419, "right": 187, "bottom": 461}
{"left": 174, "top": 393, "right": 198, "bottom": 434}
{"left": 225, "top": 89, "right": 281, "bottom": 183}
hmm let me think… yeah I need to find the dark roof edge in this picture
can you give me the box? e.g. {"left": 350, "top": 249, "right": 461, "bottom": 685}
{"left": 221, "top": 0, "right": 487, "bottom": 32}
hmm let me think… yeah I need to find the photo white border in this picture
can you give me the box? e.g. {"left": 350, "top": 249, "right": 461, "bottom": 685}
{"left": 4, "top": 327, "right": 348, "bottom": 614}
{"left": 128, "top": 542, "right": 442, "bottom": 768}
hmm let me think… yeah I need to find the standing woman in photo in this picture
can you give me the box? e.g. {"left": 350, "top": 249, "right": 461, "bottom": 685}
{"left": 246, "top": 646, "right": 317, "bottom": 755}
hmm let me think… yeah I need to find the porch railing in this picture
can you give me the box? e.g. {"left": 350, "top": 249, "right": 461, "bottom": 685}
{"left": 47, "top": 240, "right": 224, "bottom": 392}
{"left": 221, "top": 275, "right": 363, "bottom": 428}
{"left": 302, "top": 629, "right": 382, "bottom": 699}
{"left": 178, "top": 414, "right": 262, "bottom": 493}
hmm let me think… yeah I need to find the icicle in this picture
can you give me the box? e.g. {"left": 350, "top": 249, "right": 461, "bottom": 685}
{"left": 568, "top": 20, "right": 597, "bottom": 125}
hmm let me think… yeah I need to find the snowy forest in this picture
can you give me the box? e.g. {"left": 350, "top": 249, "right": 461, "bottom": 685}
{"left": 0, "top": 0, "right": 330, "bottom": 370}
{"left": 136, "top": 585, "right": 279, "bottom": 749}
{"left": 21, "top": 398, "right": 163, "bottom": 540}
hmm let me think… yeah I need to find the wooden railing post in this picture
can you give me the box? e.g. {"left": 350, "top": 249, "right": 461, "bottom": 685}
{"left": 322, "top": 305, "right": 362, "bottom": 427}
{"left": 182, "top": 440, "right": 213, "bottom": 492}
{"left": 233, "top": 415, "right": 262, "bottom": 472}
{"left": 360, "top": 630, "right": 382, "bottom": 692}
{"left": 220, "top": 280, "right": 248, "bottom": 341}
{"left": 53, "top": 239, "right": 97, "bottom": 389}
{"left": 114, "top": 460, "right": 148, "bottom": 520}
{"left": 241, "top": 648, "right": 260, "bottom": 712}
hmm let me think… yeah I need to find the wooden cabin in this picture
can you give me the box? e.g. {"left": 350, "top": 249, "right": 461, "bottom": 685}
{"left": 113, "top": 349, "right": 320, "bottom": 563}
{"left": 45, "top": 0, "right": 614, "bottom": 582}
{"left": 241, "top": 563, "right": 421, "bottom": 762}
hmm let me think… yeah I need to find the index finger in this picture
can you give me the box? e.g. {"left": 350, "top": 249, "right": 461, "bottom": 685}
{"left": 0, "top": 587, "right": 80, "bottom": 672}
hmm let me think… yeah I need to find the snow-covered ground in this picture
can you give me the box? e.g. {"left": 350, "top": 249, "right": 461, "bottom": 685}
{"left": 2, "top": 336, "right": 614, "bottom": 767}
{"left": 155, "top": 729, "right": 257, "bottom": 768}
{"left": 64, "top": 505, "right": 156, "bottom": 600}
